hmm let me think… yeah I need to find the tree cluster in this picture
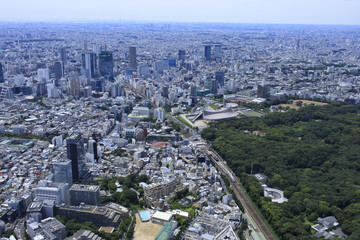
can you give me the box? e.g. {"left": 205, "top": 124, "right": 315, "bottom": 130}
{"left": 202, "top": 102, "right": 360, "bottom": 239}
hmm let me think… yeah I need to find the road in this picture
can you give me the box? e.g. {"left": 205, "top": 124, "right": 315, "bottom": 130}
{"left": 205, "top": 149, "right": 276, "bottom": 240}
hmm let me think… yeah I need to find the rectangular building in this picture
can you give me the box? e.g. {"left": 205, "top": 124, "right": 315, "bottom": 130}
{"left": 69, "top": 184, "right": 100, "bottom": 206}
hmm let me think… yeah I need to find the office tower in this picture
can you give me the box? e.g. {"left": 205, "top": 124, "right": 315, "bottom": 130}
{"left": 83, "top": 86, "right": 92, "bottom": 98}
{"left": 66, "top": 133, "right": 85, "bottom": 182}
{"left": 210, "top": 79, "right": 218, "bottom": 94}
{"left": 257, "top": 80, "right": 271, "bottom": 99}
{"left": 54, "top": 61, "right": 63, "bottom": 80}
{"left": 53, "top": 160, "right": 73, "bottom": 186}
{"left": 83, "top": 41, "right": 88, "bottom": 51}
{"left": 215, "top": 71, "right": 225, "bottom": 86}
{"left": 88, "top": 139, "right": 98, "bottom": 163}
{"left": 38, "top": 68, "right": 50, "bottom": 82}
{"left": 205, "top": 45, "right": 211, "bottom": 61}
{"left": 60, "top": 48, "right": 67, "bottom": 62}
{"left": 154, "top": 107, "right": 165, "bottom": 122}
{"left": 190, "top": 85, "right": 197, "bottom": 105}
{"left": 98, "top": 51, "right": 114, "bottom": 80}
{"left": 0, "top": 62, "right": 3, "bottom": 83}
{"left": 81, "top": 51, "right": 97, "bottom": 79}
{"left": 69, "top": 184, "right": 100, "bottom": 206}
{"left": 91, "top": 79, "right": 104, "bottom": 92}
{"left": 37, "top": 82, "right": 47, "bottom": 96}
{"left": 161, "top": 85, "right": 169, "bottom": 98}
{"left": 129, "top": 47, "right": 137, "bottom": 70}
{"left": 166, "top": 58, "right": 176, "bottom": 67}
{"left": 154, "top": 60, "right": 169, "bottom": 73}
{"left": 138, "top": 64, "right": 150, "bottom": 77}
{"left": 69, "top": 72, "right": 80, "bottom": 98}
{"left": 214, "top": 45, "right": 222, "bottom": 59}
{"left": 34, "top": 181, "right": 69, "bottom": 205}
{"left": 178, "top": 50, "right": 186, "bottom": 62}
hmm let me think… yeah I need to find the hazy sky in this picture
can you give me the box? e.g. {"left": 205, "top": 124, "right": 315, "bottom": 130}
{"left": 1, "top": 0, "right": 360, "bottom": 25}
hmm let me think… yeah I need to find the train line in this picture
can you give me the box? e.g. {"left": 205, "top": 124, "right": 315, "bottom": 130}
{"left": 205, "top": 149, "right": 276, "bottom": 240}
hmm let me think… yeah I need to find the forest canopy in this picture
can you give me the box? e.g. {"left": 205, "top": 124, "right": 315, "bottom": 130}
{"left": 202, "top": 102, "right": 360, "bottom": 239}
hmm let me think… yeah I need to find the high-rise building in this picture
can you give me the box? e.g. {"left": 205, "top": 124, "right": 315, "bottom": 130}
{"left": 88, "top": 139, "right": 98, "bottom": 163}
{"left": 154, "top": 107, "right": 165, "bottom": 122}
{"left": 204, "top": 45, "right": 211, "bottom": 61}
{"left": 190, "top": 85, "right": 197, "bottom": 105}
{"left": 0, "top": 62, "right": 3, "bottom": 83}
{"left": 215, "top": 71, "right": 225, "bottom": 86}
{"left": 178, "top": 50, "right": 186, "bottom": 62}
{"left": 129, "top": 47, "right": 137, "bottom": 70}
{"left": 54, "top": 61, "right": 63, "bottom": 80}
{"left": 154, "top": 60, "right": 169, "bottom": 73}
{"left": 33, "top": 181, "right": 69, "bottom": 205}
{"left": 210, "top": 79, "right": 218, "bottom": 94}
{"left": 161, "top": 85, "right": 169, "bottom": 98}
{"left": 66, "top": 133, "right": 85, "bottom": 182}
{"left": 214, "top": 45, "right": 222, "bottom": 59}
{"left": 257, "top": 80, "right": 271, "bottom": 99}
{"left": 98, "top": 51, "right": 114, "bottom": 80}
{"left": 138, "top": 64, "right": 150, "bottom": 77}
{"left": 60, "top": 48, "right": 67, "bottom": 63}
{"left": 53, "top": 160, "right": 73, "bottom": 186}
{"left": 81, "top": 52, "right": 97, "bottom": 79}
{"left": 69, "top": 72, "right": 80, "bottom": 99}
{"left": 38, "top": 68, "right": 50, "bottom": 83}
{"left": 69, "top": 184, "right": 100, "bottom": 206}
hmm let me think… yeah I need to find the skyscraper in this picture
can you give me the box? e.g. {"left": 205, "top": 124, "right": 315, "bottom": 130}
{"left": 210, "top": 79, "right": 218, "bottom": 94}
{"left": 257, "top": 81, "right": 271, "bottom": 99}
{"left": 205, "top": 45, "right": 211, "bottom": 61}
{"left": 66, "top": 133, "right": 85, "bottom": 182}
{"left": 190, "top": 85, "right": 197, "bottom": 105}
{"left": 53, "top": 160, "right": 73, "bottom": 186}
{"left": 81, "top": 51, "right": 97, "bottom": 79}
{"left": 161, "top": 85, "right": 169, "bottom": 98}
{"left": 129, "top": 47, "right": 137, "bottom": 71}
{"left": 38, "top": 68, "right": 50, "bottom": 82}
{"left": 88, "top": 139, "right": 99, "bottom": 163}
{"left": 54, "top": 61, "right": 63, "bottom": 80}
{"left": 214, "top": 45, "right": 222, "bottom": 59}
{"left": 98, "top": 51, "right": 114, "bottom": 80}
{"left": 215, "top": 71, "right": 225, "bottom": 86}
{"left": 0, "top": 62, "right": 3, "bottom": 83}
{"left": 69, "top": 71, "right": 80, "bottom": 99}
{"left": 178, "top": 50, "right": 186, "bottom": 62}
{"left": 60, "top": 48, "right": 67, "bottom": 63}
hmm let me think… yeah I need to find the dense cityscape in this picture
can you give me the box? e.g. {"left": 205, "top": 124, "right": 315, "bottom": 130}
{"left": 0, "top": 21, "right": 359, "bottom": 240}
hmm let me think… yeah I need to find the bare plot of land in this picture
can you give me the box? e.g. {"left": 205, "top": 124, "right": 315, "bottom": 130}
{"left": 133, "top": 214, "right": 163, "bottom": 240}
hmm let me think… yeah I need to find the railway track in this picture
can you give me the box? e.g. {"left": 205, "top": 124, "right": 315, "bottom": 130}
{"left": 206, "top": 149, "right": 276, "bottom": 240}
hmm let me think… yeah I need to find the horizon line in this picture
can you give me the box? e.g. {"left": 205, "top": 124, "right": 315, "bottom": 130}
{"left": 0, "top": 19, "right": 360, "bottom": 27}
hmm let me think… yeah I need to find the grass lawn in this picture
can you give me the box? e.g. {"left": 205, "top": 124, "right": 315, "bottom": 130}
{"left": 293, "top": 100, "right": 328, "bottom": 106}
{"left": 177, "top": 115, "right": 195, "bottom": 129}
{"left": 210, "top": 104, "right": 219, "bottom": 110}
{"left": 246, "top": 110, "right": 264, "bottom": 117}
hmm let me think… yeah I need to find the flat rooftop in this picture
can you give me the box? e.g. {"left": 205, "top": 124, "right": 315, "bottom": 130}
{"left": 70, "top": 184, "right": 99, "bottom": 192}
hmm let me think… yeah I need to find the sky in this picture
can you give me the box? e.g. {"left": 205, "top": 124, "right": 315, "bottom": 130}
{"left": 1, "top": 0, "right": 360, "bottom": 25}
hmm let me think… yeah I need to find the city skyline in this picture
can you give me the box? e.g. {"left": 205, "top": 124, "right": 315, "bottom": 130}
{"left": 1, "top": 0, "right": 360, "bottom": 25}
